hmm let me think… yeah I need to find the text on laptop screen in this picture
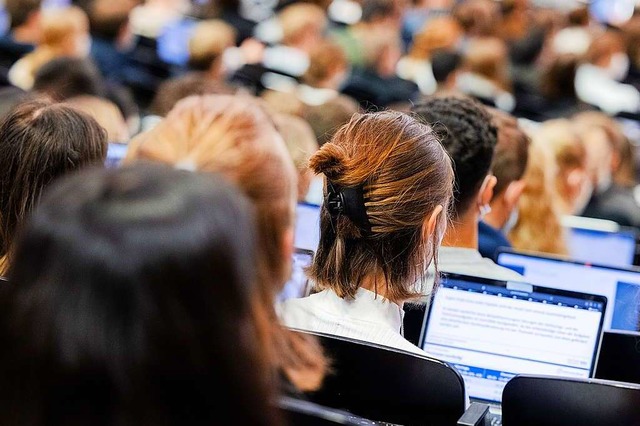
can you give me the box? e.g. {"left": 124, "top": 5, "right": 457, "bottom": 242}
{"left": 565, "top": 227, "right": 636, "bottom": 268}
{"left": 421, "top": 275, "right": 605, "bottom": 403}
{"left": 497, "top": 251, "right": 640, "bottom": 332}
{"left": 294, "top": 203, "right": 321, "bottom": 252}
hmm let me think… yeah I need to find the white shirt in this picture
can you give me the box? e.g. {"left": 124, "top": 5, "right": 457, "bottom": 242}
{"left": 277, "top": 287, "right": 427, "bottom": 356}
{"left": 575, "top": 64, "right": 640, "bottom": 115}
{"left": 437, "top": 246, "right": 524, "bottom": 282}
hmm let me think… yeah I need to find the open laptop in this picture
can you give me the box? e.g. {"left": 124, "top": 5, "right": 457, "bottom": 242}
{"left": 496, "top": 248, "right": 640, "bottom": 332}
{"left": 277, "top": 248, "right": 315, "bottom": 303}
{"left": 420, "top": 273, "right": 606, "bottom": 415}
{"left": 594, "top": 330, "right": 640, "bottom": 384}
{"left": 294, "top": 203, "right": 321, "bottom": 253}
{"left": 561, "top": 215, "right": 638, "bottom": 268}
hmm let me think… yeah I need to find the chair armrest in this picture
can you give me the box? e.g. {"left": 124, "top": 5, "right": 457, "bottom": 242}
{"left": 457, "top": 402, "right": 490, "bottom": 426}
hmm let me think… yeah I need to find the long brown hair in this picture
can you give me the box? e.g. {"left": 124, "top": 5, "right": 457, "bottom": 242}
{"left": 309, "top": 111, "right": 454, "bottom": 302}
{"left": 0, "top": 98, "right": 107, "bottom": 273}
{"left": 125, "top": 94, "right": 327, "bottom": 392}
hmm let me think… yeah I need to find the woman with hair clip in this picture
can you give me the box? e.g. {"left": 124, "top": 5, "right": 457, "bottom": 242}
{"left": 124, "top": 94, "right": 328, "bottom": 394}
{"left": 279, "top": 110, "right": 454, "bottom": 355}
{"left": 0, "top": 163, "right": 283, "bottom": 425}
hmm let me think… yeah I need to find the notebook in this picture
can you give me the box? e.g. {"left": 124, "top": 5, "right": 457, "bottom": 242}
{"left": 496, "top": 248, "right": 640, "bottom": 332}
{"left": 420, "top": 273, "right": 606, "bottom": 407}
{"left": 277, "top": 248, "right": 314, "bottom": 303}
{"left": 562, "top": 215, "right": 638, "bottom": 268}
{"left": 594, "top": 330, "right": 640, "bottom": 384}
{"left": 294, "top": 203, "right": 321, "bottom": 252}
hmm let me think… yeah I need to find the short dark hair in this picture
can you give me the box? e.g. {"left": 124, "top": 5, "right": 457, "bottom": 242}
{"left": 412, "top": 96, "right": 497, "bottom": 216}
{"left": 487, "top": 108, "right": 530, "bottom": 198}
{"left": 0, "top": 98, "right": 107, "bottom": 262}
{"left": 5, "top": 0, "right": 41, "bottom": 30}
{"left": 33, "top": 57, "right": 107, "bottom": 101}
{"left": 0, "top": 163, "right": 281, "bottom": 425}
{"left": 149, "top": 73, "right": 234, "bottom": 116}
{"left": 361, "top": 0, "right": 398, "bottom": 22}
{"left": 431, "top": 50, "right": 462, "bottom": 83}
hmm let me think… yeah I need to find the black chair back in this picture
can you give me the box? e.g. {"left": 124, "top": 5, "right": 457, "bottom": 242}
{"left": 293, "top": 329, "right": 466, "bottom": 426}
{"left": 595, "top": 330, "right": 640, "bottom": 384}
{"left": 502, "top": 374, "right": 640, "bottom": 426}
{"left": 276, "top": 396, "right": 378, "bottom": 425}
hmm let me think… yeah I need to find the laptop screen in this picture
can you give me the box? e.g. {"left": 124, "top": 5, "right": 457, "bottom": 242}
{"left": 565, "top": 226, "right": 637, "bottom": 268}
{"left": 496, "top": 249, "right": 640, "bottom": 332}
{"left": 294, "top": 203, "right": 321, "bottom": 252}
{"left": 421, "top": 273, "right": 606, "bottom": 404}
{"left": 277, "top": 248, "right": 314, "bottom": 303}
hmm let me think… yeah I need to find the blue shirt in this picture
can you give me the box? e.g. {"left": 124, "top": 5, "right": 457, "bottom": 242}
{"left": 478, "top": 221, "right": 512, "bottom": 262}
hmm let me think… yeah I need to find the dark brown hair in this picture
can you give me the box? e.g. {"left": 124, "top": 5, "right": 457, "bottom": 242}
{"left": 0, "top": 98, "right": 107, "bottom": 272}
{"left": 309, "top": 111, "right": 454, "bottom": 302}
{"left": 5, "top": 0, "right": 41, "bottom": 29}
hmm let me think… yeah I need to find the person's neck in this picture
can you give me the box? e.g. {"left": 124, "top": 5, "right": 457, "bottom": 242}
{"left": 483, "top": 202, "right": 507, "bottom": 230}
{"left": 442, "top": 210, "right": 478, "bottom": 249}
{"left": 360, "top": 273, "right": 391, "bottom": 300}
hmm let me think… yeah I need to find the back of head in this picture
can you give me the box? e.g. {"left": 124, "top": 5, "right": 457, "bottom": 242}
{"left": 0, "top": 98, "right": 107, "bottom": 265}
{"left": 40, "top": 6, "right": 89, "bottom": 48}
{"left": 488, "top": 109, "right": 530, "bottom": 199}
{"left": 65, "top": 95, "right": 129, "bottom": 142}
{"left": 124, "top": 95, "right": 327, "bottom": 392}
{"left": 409, "top": 16, "right": 463, "bottom": 60}
{"left": 309, "top": 111, "right": 454, "bottom": 301}
{"left": 360, "top": 0, "right": 400, "bottom": 24}
{"left": 87, "top": 0, "right": 136, "bottom": 41}
{"left": 0, "top": 163, "right": 280, "bottom": 426}
{"left": 188, "top": 20, "right": 236, "bottom": 71}
{"left": 149, "top": 73, "right": 234, "bottom": 117}
{"left": 453, "top": 0, "right": 500, "bottom": 37}
{"left": 540, "top": 53, "right": 579, "bottom": 100}
{"left": 463, "top": 37, "right": 510, "bottom": 90}
{"left": 303, "top": 40, "right": 348, "bottom": 87}
{"left": 431, "top": 50, "right": 462, "bottom": 84}
{"left": 301, "top": 94, "right": 361, "bottom": 146}
{"left": 412, "top": 96, "right": 497, "bottom": 218}
{"left": 5, "top": 0, "right": 41, "bottom": 30}
{"left": 278, "top": 2, "right": 327, "bottom": 46}
{"left": 33, "top": 57, "right": 107, "bottom": 101}
{"left": 584, "top": 31, "right": 625, "bottom": 66}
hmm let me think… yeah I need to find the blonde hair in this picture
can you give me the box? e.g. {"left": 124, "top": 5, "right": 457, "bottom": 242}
{"left": 309, "top": 111, "right": 454, "bottom": 302}
{"left": 409, "top": 17, "right": 463, "bottom": 60}
{"left": 509, "top": 139, "right": 568, "bottom": 256}
{"left": 65, "top": 95, "right": 130, "bottom": 142}
{"left": 124, "top": 94, "right": 327, "bottom": 392}
{"left": 188, "top": 20, "right": 236, "bottom": 71}
{"left": 279, "top": 3, "right": 327, "bottom": 46}
{"left": 533, "top": 119, "right": 586, "bottom": 215}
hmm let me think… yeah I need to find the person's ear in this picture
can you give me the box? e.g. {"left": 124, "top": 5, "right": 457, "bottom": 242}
{"left": 503, "top": 180, "right": 526, "bottom": 211}
{"left": 422, "top": 204, "right": 444, "bottom": 240}
{"left": 478, "top": 175, "right": 497, "bottom": 212}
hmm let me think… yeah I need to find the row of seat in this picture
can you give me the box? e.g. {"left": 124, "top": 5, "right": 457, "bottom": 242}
{"left": 281, "top": 330, "right": 640, "bottom": 426}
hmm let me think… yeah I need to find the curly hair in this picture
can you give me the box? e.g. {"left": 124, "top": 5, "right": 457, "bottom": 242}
{"left": 412, "top": 96, "right": 497, "bottom": 217}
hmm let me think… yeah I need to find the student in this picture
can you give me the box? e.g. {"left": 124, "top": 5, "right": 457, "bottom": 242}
{"left": 8, "top": 6, "right": 91, "bottom": 90}
{"left": 412, "top": 95, "right": 522, "bottom": 281}
{"left": 0, "top": 164, "right": 283, "bottom": 426}
{"left": 0, "top": 98, "right": 107, "bottom": 275}
{"left": 479, "top": 109, "right": 530, "bottom": 261}
{"left": 279, "top": 110, "right": 454, "bottom": 355}
{"left": 187, "top": 19, "right": 237, "bottom": 81}
{"left": 124, "top": 94, "right": 328, "bottom": 393}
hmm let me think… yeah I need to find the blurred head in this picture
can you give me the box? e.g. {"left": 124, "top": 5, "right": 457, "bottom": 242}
{"left": 87, "top": 0, "right": 137, "bottom": 44}
{"left": 65, "top": 95, "right": 130, "bottom": 143}
{"left": 360, "top": 0, "right": 403, "bottom": 29}
{"left": 40, "top": 6, "right": 91, "bottom": 57}
{"left": 33, "top": 57, "right": 107, "bottom": 101}
{"left": 0, "top": 99, "right": 107, "bottom": 271}
{"left": 453, "top": 0, "right": 500, "bottom": 37}
{"left": 463, "top": 37, "right": 511, "bottom": 90}
{"left": 431, "top": 49, "right": 462, "bottom": 88}
{"left": 188, "top": 20, "right": 237, "bottom": 78}
{"left": 509, "top": 138, "right": 568, "bottom": 256}
{"left": 361, "top": 28, "right": 403, "bottom": 77}
{"left": 309, "top": 111, "right": 454, "bottom": 302}
{"left": 585, "top": 31, "right": 629, "bottom": 81}
{"left": 301, "top": 94, "right": 361, "bottom": 146}
{"left": 0, "top": 163, "right": 281, "bottom": 426}
{"left": 124, "top": 95, "right": 326, "bottom": 391}
{"left": 149, "top": 73, "right": 234, "bottom": 117}
{"left": 540, "top": 54, "right": 579, "bottom": 100}
{"left": 409, "top": 16, "right": 463, "bottom": 60}
{"left": 532, "top": 119, "right": 588, "bottom": 215}
{"left": 273, "top": 113, "right": 319, "bottom": 202}
{"left": 412, "top": 96, "right": 498, "bottom": 221}
{"left": 278, "top": 3, "right": 327, "bottom": 52}
{"left": 485, "top": 109, "right": 529, "bottom": 228}
{"left": 302, "top": 40, "right": 348, "bottom": 89}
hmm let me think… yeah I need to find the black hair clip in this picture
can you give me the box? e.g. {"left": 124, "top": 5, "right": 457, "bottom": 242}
{"left": 326, "top": 180, "right": 372, "bottom": 234}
